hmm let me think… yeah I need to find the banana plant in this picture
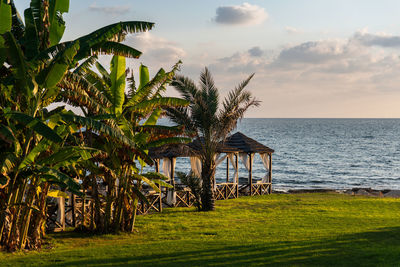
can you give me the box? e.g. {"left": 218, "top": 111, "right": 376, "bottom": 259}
{"left": 59, "top": 57, "right": 191, "bottom": 232}
{"left": 0, "top": 0, "right": 154, "bottom": 250}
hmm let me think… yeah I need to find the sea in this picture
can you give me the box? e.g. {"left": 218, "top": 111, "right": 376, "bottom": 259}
{"left": 153, "top": 119, "right": 400, "bottom": 191}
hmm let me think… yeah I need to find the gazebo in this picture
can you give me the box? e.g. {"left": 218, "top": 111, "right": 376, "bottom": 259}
{"left": 222, "top": 132, "right": 274, "bottom": 195}
{"left": 148, "top": 132, "right": 274, "bottom": 206}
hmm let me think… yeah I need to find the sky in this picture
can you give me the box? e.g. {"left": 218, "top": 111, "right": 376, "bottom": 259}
{"left": 15, "top": 1, "right": 400, "bottom": 118}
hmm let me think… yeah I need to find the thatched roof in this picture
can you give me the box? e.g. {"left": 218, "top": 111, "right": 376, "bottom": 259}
{"left": 149, "top": 132, "right": 274, "bottom": 159}
{"left": 148, "top": 143, "right": 199, "bottom": 159}
{"left": 188, "top": 138, "right": 239, "bottom": 153}
{"left": 222, "top": 132, "right": 274, "bottom": 154}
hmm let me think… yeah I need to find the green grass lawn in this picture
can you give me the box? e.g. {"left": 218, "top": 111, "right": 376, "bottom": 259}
{"left": 1, "top": 193, "right": 400, "bottom": 266}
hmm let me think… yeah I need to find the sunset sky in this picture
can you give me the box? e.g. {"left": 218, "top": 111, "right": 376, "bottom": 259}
{"left": 15, "top": 1, "right": 400, "bottom": 118}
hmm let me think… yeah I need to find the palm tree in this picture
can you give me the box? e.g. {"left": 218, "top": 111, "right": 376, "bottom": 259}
{"left": 167, "top": 67, "right": 260, "bottom": 211}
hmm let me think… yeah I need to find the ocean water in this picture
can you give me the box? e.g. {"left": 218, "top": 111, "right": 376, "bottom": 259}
{"left": 156, "top": 119, "right": 400, "bottom": 190}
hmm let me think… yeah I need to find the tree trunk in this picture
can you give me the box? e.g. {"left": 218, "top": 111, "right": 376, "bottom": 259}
{"left": 200, "top": 159, "right": 216, "bottom": 211}
{"left": 29, "top": 183, "right": 49, "bottom": 250}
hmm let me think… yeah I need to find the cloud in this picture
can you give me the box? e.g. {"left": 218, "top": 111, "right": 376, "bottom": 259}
{"left": 125, "top": 32, "right": 186, "bottom": 69}
{"left": 352, "top": 31, "right": 400, "bottom": 47}
{"left": 214, "top": 3, "right": 268, "bottom": 25}
{"left": 285, "top": 26, "right": 301, "bottom": 34}
{"left": 275, "top": 40, "right": 349, "bottom": 65}
{"left": 198, "top": 30, "right": 400, "bottom": 117}
{"left": 248, "top": 46, "right": 263, "bottom": 57}
{"left": 89, "top": 4, "right": 130, "bottom": 15}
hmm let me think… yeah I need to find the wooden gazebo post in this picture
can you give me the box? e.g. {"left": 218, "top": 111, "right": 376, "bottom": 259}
{"left": 226, "top": 157, "right": 229, "bottom": 182}
{"left": 170, "top": 157, "right": 175, "bottom": 190}
{"left": 155, "top": 159, "right": 162, "bottom": 211}
{"left": 236, "top": 153, "right": 239, "bottom": 197}
{"left": 248, "top": 153, "right": 253, "bottom": 196}
{"left": 268, "top": 153, "right": 272, "bottom": 194}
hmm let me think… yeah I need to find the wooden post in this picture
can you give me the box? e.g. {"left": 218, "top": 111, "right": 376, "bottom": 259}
{"left": 235, "top": 153, "right": 239, "bottom": 198}
{"left": 170, "top": 157, "right": 175, "bottom": 189}
{"left": 155, "top": 159, "right": 162, "bottom": 212}
{"left": 57, "top": 197, "right": 65, "bottom": 231}
{"left": 268, "top": 153, "right": 272, "bottom": 194}
{"left": 226, "top": 156, "right": 229, "bottom": 182}
{"left": 249, "top": 153, "right": 253, "bottom": 196}
{"left": 71, "top": 194, "right": 76, "bottom": 227}
{"left": 155, "top": 159, "right": 160, "bottom": 173}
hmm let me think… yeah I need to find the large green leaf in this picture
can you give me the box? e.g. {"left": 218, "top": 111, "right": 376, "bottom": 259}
{"left": 81, "top": 41, "right": 142, "bottom": 59}
{"left": 73, "top": 55, "right": 98, "bottom": 75}
{"left": 125, "top": 68, "right": 168, "bottom": 107}
{"left": 144, "top": 108, "right": 162, "bottom": 126}
{"left": 36, "top": 41, "right": 80, "bottom": 89}
{"left": 48, "top": 0, "right": 69, "bottom": 46}
{"left": 95, "top": 61, "right": 111, "bottom": 84}
{"left": 132, "top": 174, "right": 160, "bottom": 192}
{"left": 38, "top": 166, "right": 82, "bottom": 196}
{"left": 5, "top": 111, "right": 63, "bottom": 143}
{"left": 0, "top": 124, "right": 16, "bottom": 144}
{"left": 77, "top": 21, "right": 154, "bottom": 49}
{"left": 109, "top": 55, "right": 126, "bottom": 115}
{"left": 0, "top": 36, "right": 5, "bottom": 66}
{"left": 23, "top": 8, "right": 39, "bottom": 59}
{"left": 60, "top": 113, "right": 135, "bottom": 148}
{"left": 18, "top": 138, "right": 52, "bottom": 170}
{"left": 38, "top": 146, "right": 96, "bottom": 167}
{"left": 138, "top": 64, "right": 149, "bottom": 91}
{"left": 132, "top": 186, "right": 149, "bottom": 205}
{"left": 0, "top": 1, "right": 11, "bottom": 34}
{"left": 3, "top": 32, "right": 33, "bottom": 97}
{"left": 128, "top": 97, "right": 189, "bottom": 112}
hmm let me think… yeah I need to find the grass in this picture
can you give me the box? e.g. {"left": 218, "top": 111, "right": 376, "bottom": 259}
{"left": 1, "top": 193, "right": 400, "bottom": 266}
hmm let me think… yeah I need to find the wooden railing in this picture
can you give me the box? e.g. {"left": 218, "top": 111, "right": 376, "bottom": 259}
{"left": 239, "top": 182, "right": 272, "bottom": 196}
{"left": 214, "top": 183, "right": 238, "bottom": 200}
{"left": 137, "top": 191, "right": 162, "bottom": 215}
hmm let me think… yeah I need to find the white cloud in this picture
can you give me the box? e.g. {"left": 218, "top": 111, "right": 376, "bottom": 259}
{"left": 125, "top": 32, "right": 186, "bottom": 69}
{"left": 89, "top": 4, "right": 130, "bottom": 15}
{"left": 285, "top": 26, "right": 301, "bottom": 34}
{"left": 214, "top": 3, "right": 268, "bottom": 26}
{"left": 195, "top": 31, "right": 400, "bottom": 117}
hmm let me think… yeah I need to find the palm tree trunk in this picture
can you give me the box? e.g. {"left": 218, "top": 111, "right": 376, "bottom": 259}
{"left": 200, "top": 159, "right": 216, "bottom": 211}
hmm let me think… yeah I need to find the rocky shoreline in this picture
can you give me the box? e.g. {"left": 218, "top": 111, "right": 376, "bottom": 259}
{"left": 273, "top": 188, "right": 400, "bottom": 198}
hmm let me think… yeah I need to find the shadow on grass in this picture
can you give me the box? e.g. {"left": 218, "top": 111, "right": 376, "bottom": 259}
{"left": 48, "top": 227, "right": 400, "bottom": 266}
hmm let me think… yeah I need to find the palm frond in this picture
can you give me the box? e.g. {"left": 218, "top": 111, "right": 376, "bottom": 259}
{"left": 171, "top": 75, "right": 199, "bottom": 102}
{"left": 165, "top": 107, "right": 197, "bottom": 134}
{"left": 128, "top": 97, "right": 189, "bottom": 113}
{"left": 75, "top": 21, "right": 154, "bottom": 60}
{"left": 62, "top": 72, "right": 112, "bottom": 108}
{"left": 73, "top": 55, "right": 98, "bottom": 75}
{"left": 60, "top": 113, "right": 135, "bottom": 148}
{"left": 86, "top": 41, "right": 142, "bottom": 59}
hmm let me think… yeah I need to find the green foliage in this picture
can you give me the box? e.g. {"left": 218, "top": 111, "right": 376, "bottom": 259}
{"left": 0, "top": 0, "right": 158, "bottom": 251}
{"left": 109, "top": 55, "right": 126, "bottom": 115}
{"left": 176, "top": 171, "right": 202, "bottom": 211}
{"left": 167, "top": 68, "right": 259, "bottom": 211}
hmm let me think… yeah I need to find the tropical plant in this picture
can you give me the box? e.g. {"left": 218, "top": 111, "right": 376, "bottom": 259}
{"left": 0, "top": 0, "right": 154, "bottom": 250}
{"left": 59, "top": 56, "right": 190, "bottom": 233}
{"left": 176, "top": 171, "right": 202, "bottom": 211}
{"left": 166, "top": 67, "right": 260, "bottom": 211}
